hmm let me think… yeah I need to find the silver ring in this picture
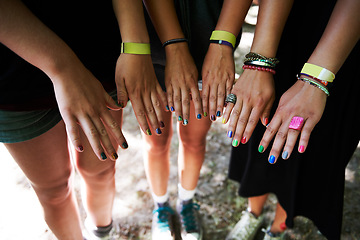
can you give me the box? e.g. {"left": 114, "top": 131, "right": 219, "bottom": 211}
{"left": 225, "top": 93, "right": 237, "bottom": 104}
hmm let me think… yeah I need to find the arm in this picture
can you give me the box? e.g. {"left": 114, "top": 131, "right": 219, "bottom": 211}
{"left": 143, "top": 0, "right": 201, "bottom": 125}
{"left": 259, "top": 0, "right": 360, "bottom": 163}
{"left": 0, "top": 0, "right": 126, "bottom": 161}
{"left": 222, "top": 0, "right": 293, "bottom": 146}
{"left": 112, "top": 0, "right": 168, "bottom": 135}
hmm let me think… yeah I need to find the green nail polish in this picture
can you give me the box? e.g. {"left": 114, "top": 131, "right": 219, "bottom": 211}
{"left": 204, "top": 112, "right": 208, "bottom": 117}
{"left": 232, "top": 139, "right": 238, "bottom": 147}
{"left": 146, "top": 129, "right": 152, "bottom": 136}
{"left": 258, "top": 145, "right": 264, "bottom": 153}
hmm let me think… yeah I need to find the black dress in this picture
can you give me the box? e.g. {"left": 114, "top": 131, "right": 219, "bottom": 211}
{"left": 228, "top": 0, "right": 360, "bottom": 239}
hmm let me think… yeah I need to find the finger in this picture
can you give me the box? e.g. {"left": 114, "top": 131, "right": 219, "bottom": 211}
{"left": 226, "top": 99, "right": 243, "bottom": 141}
{"left": 143, "top": 93, "right": 161, "bottom": 135}
{"left": 116, "top": 79, "right": 129, "bottom": 109}
{"left": 190, "top": 86, "right": 203, "bottom": 120}
{"left": 201, "top": 84, "right": 210, "bottom": 118}
{"left": 100, "top": 110, "right": 128, "bottom": 150}
{"left": 130, "top": 98, "right": 152, "bottom": 136}
{"left": 260, "top": 97, "right": 274, "bottom": 126}
{"left": 150, "top": 92, "right": 163, "bottom": 134}
{"left": 208, "top": 84, "right": 218, "bottom": 121}
{"left": 298, "top": 119, "right": 316, "bottom": 153}
{"left": 258, "top": 115, "right": 282, "bottom": 153}
{"left": 63, "top": 116, "right": 84, "bottom": 152}
{"left": 281, "top": 128, "right": 300, "bottom": 160}
{"left": 232, "top": 105, "right": 251, "bottom": 147}
{"left": 157, "top": 84, "right": 169, "bottom": 112}
{"left": 216, "top": 82, "right": 226, "bottom": 118}
{"left": 173, "top": 87, "right": 183, "bottom": 123}
{"left": 166, "top": 85, "right": 175, "bottom": 113}
{"left": 268, "top": 123, "right": 289, "bottom": 164}
{"left": 225, "top": 76, "right": 234, "bottom": 97}
{"left": 222, "top": 94, "right": 235, "bottom": 124}
{"left": 242, "top": 107, "right": 262, "bottom": 144}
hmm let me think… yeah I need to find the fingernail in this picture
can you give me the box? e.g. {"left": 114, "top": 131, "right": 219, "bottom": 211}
{"left": 232, "top": 139, "right": 238, "bottom": 147}
{"left": 160, "top": 121, "right": 165, "bottom": 128}
{"left": 299, "top": 145, "right": 305, "bottom": 153}
{"left": 116, "top": 101, "right": 124, "bottom": 108}
{"left": 210, "top": 115, "right": 216, "bottom": 121}
{"left": 111, "top": 152, "right": 118, "bottom": 160}
{"left": 170, "top": 106, "right": 175, "bottom": 112}
{"left": 166, "top": 105, "right": 170, "bottom": 111}
{"left": 156, "top": 128, "right": 162, "bottom": 134}
{"left": 222, "top": 118, "right": 226, "bottom": 124}
{"left": 197, "top": 114, "right": 202, "bottom": 119}
{"left": 216, "top": 111, "right": 221, "bottom": 117}
{"left": 264, "top": 118, "right": 269, "bottom": 125}
{"left": 204, "top": 112, "right": 208, "bottom": 117}
{"left": 227, "top": 131, "right": 233, "bottom": 138}
{"left": 282, "top": 151, "right": 289, "bottom": 159}
{"left": 224, "top": 102, "right": 227, "bottom": 107}
{"left": 269, "top": 155, "right": 276, "bottom": 164}
{"left": 241, "top": 136, "right": 246, "bottom": 144}
{"left": 178, "top": 116, "right": 183, "bottom": 121}
{"left": 122, "top": 142, "right": 128, "bottom": 149}
{"left": 258, "top": 145, "right": 264, "bottom": 153}
{"left": 183, "top": 119, "right": 188, "bottom": 125}
{"left": 78, "top": 145, "right": 84, "bottom": 152}
{"left": 101, "top": 152, "right": 107, "bottom": 160}
{"left": 146, "top": 129, "right": 152, "bottom": 136}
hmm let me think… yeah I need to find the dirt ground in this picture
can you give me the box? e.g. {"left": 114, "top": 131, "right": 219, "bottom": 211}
{"left": 0, "top": 5, "right": 359, "bottom": 240}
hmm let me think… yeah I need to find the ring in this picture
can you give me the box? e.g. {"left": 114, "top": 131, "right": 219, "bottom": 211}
{"left": 289, "top": 116, "right": 304, "bottom": 131}
{"left": 225, "top": 93, "right": 237, "bottom": 104}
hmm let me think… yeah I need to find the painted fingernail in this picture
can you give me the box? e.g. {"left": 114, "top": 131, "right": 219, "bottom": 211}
{"left": 101, "top": 152, "right": 107, "bottom": 160}
{"left": 269, "top": 155, "right": 276, "bottom": 164}
{"left": 178, "top": 116, "right": 183, "bottom": 121}
{"left": 156, "top": 128, "right": 162, "bottom": 134}
{"left": 241, "top": 137, "right": 247, "bottom": 144}
{"left": 183, "top": 119, "right": 188, "bottom": 125}
{"left": 78, "top": 145, "right": 84, "bottom": 152}
{"left": 299, "top": 145, "right": 305, "bottom": 153}
{"left": 282, "top": 151, "right": 289, "bottom": 159}
{"left": 210, "top": 115, "right": 216, "bottom": 121}
{"left": 204, "top": 112, "right": 208, "bottom": 117}
{"left": 224, "top": 102, "right": 228, "bottom": 107}
{"left": 116, "top": 101, "right": 124, "bottom": 108}
{"left": 160, "top": 121, "right": 165, "bottom": 128}
{"left": 166, "top": 105, "right": 170, "bottom": 111}
{"left": 122, "top": 142, "right": 128, "bottom": 149}
{"left": 216, "top": 111, "right": 221, "bottom": 117}
{"left": 227, "top": 131, "right": 233, "bottom": 138}
{"left": 258, "top": 145, "right": 264, "bottom": 153}
{"left": 170, "top": 106, "right": 175, "bottom": 112}
{"left": 111, "top": 152, "right": 118, "bottom": 160}
{"left": 264, "top": 118, "right": 269, "bottom": 126}
{"left": 197, "top": 114, "right": 202, "bottom": 119}
{"left": 232, "top": 139, "right": 238, "bottom": 147}
{"left": 222, "top": 118, "right": 226, "bottom": 124}
{"left": 146, "top": 129, "right": 152, "bottom": 136}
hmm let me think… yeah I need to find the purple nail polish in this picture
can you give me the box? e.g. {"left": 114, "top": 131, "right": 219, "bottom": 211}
{"left": 210, "top": 115, "right": 216, "bottom": 121}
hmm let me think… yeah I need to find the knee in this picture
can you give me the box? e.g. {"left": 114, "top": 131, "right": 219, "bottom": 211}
{"left": 77, "top": 163, "right": 115, "bottom": 186}
{"left": 179, "top": 133, "right": 207, "bottom": 153}
{"left": 144, "top": 131, "right": 172, "bottom": 154}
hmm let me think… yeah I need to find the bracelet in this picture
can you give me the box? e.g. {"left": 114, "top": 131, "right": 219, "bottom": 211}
{"left": 244, "top": 60, "right": 275, "bottom": 68}
{"left": 209, "top": 39, "right": 233, "bottom": 49}
{"left": 162, "top": 38, "right": 188, "bottom": 48}
{"left": 300, "top": 73, "right": 332, "bottom": 87}
{"left": 210, "top": 30, "right": 236, "bottom": 48}
{"left": 120, "top": 42, "right": 151, "bottom": 55}
{"left": 244, "top": 58, "right": 277, "bottom": 67}
{"left": 245, "top": 52, "right": 280, "bottom": 66}
{"left": 297, "top": 74, "right": 330, "bottom": 96}
{"left": 242, "top": 64, "right": 276, "bottom": 74}
{"left": 300, "top": 63, "right": 335, "bottom": 82}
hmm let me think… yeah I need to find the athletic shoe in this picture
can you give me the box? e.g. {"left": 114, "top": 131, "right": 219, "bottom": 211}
{"left": 152, "top": 202, "right": 176, "bottom": 240}
{"left": 226, "top": 210, "right": 264, "bottom": 240}
{"left": 83, "top": 218, "right": 120, "bottom": 240}
{"left": 176, "top": 199, "right": 203, "bottom": 240}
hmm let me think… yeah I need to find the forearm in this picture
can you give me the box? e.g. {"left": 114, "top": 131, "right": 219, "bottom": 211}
{"left": 307, "top": 0, "right": 360, "bottom": 73}
{"left": 251, "top": 0, "right": 294, "bottom": 57}
{"left": 113, "top": 0, "right": 150, "bottom": 43}
{"left": 0, "top": 0, "right": 81, "bottom": 81}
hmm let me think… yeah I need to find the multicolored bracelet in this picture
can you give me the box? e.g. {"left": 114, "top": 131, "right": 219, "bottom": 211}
{"left": 242, "top": 64, "right": 276, "bottom": 74}
{"left": 121, "top": 42, "right": 151, "bottom": 55}
{"left": 297, "top": 74, "right": 330, "bottom": 96}
{"left": 210, "top": 30, "right": 236, "bottom": 48}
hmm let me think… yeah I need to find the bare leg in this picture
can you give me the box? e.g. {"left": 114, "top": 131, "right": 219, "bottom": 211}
{"left": 270, "top": 203, "right": 287, "bottom": 233}
{"left": 4, "top": 121, "right": 83, "bottom": 240}
{"left": 178, "top": 102, "right": 212, "bottom": 190}
{"left": 248, "top": 194, "right": 269, "bottom": 217}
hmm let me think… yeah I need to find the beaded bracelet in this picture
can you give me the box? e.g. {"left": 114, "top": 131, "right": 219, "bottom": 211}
{"left": 209, "top": 39, "right": 233, "bottom": 49}
{"left": 121, "top": 42, "right": 151, "bottom": 54}
{"left": 300, "top": 63, "right": 335, "bottom": 82}
{"left": 297, "top": 74, "right": 330, "bottom": 96}
{"left": 242, "top": 64, "right": 276, "bottom": 74}
{"left": 210, "top": 30, "right": 236, "bottom": 48}
{"left": 162, "top": 38, "right": 188, "bottom": 48}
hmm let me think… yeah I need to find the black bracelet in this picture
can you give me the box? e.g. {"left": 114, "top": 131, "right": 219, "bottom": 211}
{"left": 162, "top": 38, "right": 188, "bottom": 48}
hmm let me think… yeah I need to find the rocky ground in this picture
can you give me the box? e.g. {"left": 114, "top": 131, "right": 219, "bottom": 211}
{"left": 0, "top": 5, "right": 359, "bottom": 240}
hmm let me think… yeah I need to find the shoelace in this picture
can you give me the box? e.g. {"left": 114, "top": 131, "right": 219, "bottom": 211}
{"left": 180, "top": 202, "right": 200, "bottom": 232}
{"left": 153, "top": 206, "right": 174, "bottom": 232}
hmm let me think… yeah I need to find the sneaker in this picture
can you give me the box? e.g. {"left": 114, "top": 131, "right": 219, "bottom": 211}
{"left": 226, "top": 210, "right": 264, "bottom": 240}
{"left": 176, "top": 199, "right": 203, "bottom": 240}
{"left": 83, "top": 218, "right": 120, "bottom": 240}
{"left": 262, "top": 225, "right": 284, "bottom": 240}
{"left": 152, "top": 202, "right": 176, "bottom": 240}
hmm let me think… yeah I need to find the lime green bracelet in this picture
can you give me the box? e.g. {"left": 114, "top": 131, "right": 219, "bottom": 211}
{"left": 120, "top": 42, "right": 151, "bottom": 55}
{"left": 301, "top": 63, "right": 335, "bottom": 82}
{"left": 210, "top": 30, "right": 236, "bottom": 48}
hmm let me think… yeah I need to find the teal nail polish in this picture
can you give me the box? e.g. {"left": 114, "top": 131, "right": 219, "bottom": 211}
{"left": 282, "top": 151, "right": 289, "bottom": 159}
{"left": 178, "top": 116, "right": 183, "bottom": 121}
{"left": 166, "top": 105, "right": 170, "bottom": 111}
{"left": 122, "top": 142, "right": 128, "bottom": 149}
{"left": 216, "top": 111, "right": 221, "bottom": 117}
{"left": 269, "top": 155, "right": 276, "bottom": 164}
{"left": 183, "top": 119, "right": 188, "bottom": 125}
{"left": 101, "top": 152, "right": 107, "bottom": 160}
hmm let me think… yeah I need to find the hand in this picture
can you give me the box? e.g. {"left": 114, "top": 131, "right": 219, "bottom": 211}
{"left": 164, "top": 42, "right": 202, "bottom": 124}
{"left": 115, "top": 53, "right": 168, "bottom": 135}
{"left": 222, "top": 69, "right": 275, "bottom": 146}
{"left": 53, "top": 65, "right": 127, "bottom": 161}
{"left": 201, "top": 44, "right": 235, "bottom": 121}
{"left": 259, "top": 80, "right": 327, "bottom": 164}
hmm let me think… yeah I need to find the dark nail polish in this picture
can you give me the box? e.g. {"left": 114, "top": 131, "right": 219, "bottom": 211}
{"left": 78, "top": 145, "right": 84, "bottom": 152}
{"left": 178, "top": 116, "right": 183, "bottom": 121}
{"left": 197, "top": 114, "right": 202, "bottom": 119}
{"left": 210, "top": 115, "right": 216, "bottom": 121}
{"left": 170, "top": 106, "right": 175, "bottom": 112}
{"left": 156, "top": 128, "right": 162, "bottom": 134}
{"left": 166, "top": 105, "right": 170, "bottom": 111}
{"left": 111, "top": 152, "right": 118, "bottom": 160}
{"left": 216, "top": 111, "right": 221, "bottom": 117}
{"left": 227, "top": 131, "right": 233, "bottom": 138}
{"left": 122, "top": 142, "right": 128, "bottom": 149}
{"left": 146, "top": 129, "right": 152, "bottom": 136}
{"left": 101, "top": 152, "right": 107, "bottom": 160}
{"left": 160, "top": 121, "right": 165, "bottom": 128}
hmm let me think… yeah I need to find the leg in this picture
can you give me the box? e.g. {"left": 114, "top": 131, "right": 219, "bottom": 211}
{"left": 248, "top": 194, "right": 269, "bottom": 217}
{"left": 4, "top": 121, "right": 83, "bottom": 240}
{"left": 270, "top": 203, "right": 287, "bottom": 233}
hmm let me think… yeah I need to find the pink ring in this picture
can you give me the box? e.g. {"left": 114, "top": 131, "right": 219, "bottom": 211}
{"left": 289, "top": 116, "right": 304, "bottom": 131}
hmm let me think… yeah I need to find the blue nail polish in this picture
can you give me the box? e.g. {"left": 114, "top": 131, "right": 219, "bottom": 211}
{"left": 197, "top": 114, "right": 202, "bottom": 119}
{"left": 216, "top": 111, "right": 221, "bottom": 117}
{"left": 282, "top": 151, "right": 288, "bottom": 159}
{"left": 166, "top": 105, "right": 170, "bottom": 111}
{"left": 178, "top": 116, "right": 183, "bottom": 121}
{"left": 227, "top": 131, "right": 233, "bottom": 138}
{"left": 170, "top": 106, "right": 175, "bottom": 112}
{"left": 156, "top": 128, "right": 162, "bottom": 134}
{"left": 101, "top": 152, "right": 107, "bottom": 160}
{"left": 269, "top": 155, "right": 276, "bottom": 164}
{"left": 183, "top": 119, "right": 188, "bottom": 125}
